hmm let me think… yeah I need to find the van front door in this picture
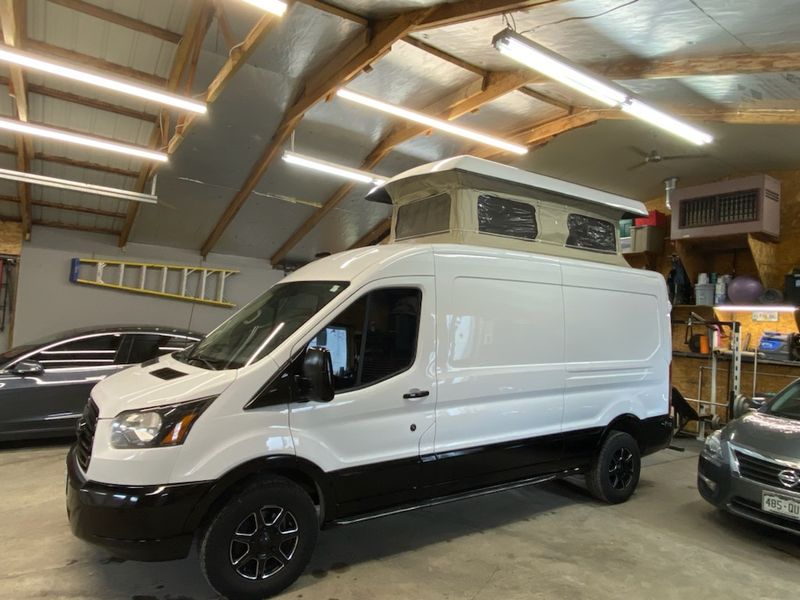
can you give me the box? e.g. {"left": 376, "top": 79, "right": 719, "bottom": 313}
{"left": 289, "top": 279, "right": 436, "bottom": 518}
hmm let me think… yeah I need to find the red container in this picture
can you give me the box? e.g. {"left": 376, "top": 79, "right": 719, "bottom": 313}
{"left": 635, "top": 209, "right": 669, "bottom": 228}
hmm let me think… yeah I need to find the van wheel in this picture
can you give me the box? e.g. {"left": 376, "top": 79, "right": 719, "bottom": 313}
{"left": 200, "top": 476, "right": 318, "bottom": 600}
{"left": 586, "top": 431, "right": 641, "bottom": 504}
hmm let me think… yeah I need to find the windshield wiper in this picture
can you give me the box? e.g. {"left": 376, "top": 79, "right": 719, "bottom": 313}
{"left": 188, "top": 356, "right": 220, "bottom": 371}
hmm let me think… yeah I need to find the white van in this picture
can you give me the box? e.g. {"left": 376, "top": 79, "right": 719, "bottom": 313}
{"left": 67, "top": 156, "right": 672, "bottom": 600}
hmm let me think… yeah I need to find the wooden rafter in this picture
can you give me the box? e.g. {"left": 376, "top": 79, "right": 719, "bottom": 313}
{"left": 200, "top": 6, "right": 438, "bottom": 257}
{"left": 0, "top": 75, "right": 158, "bottom": 122}
{"left": 23, "top": 39, "right": 167, "bottom": 87}
{"left": 297, "top": 0, "right": 367, "bottom": 26}
{"left": 0, "top": 0, "right": 31, "bottom": 238}
{"left": 117, "top": 1, "right": 214, "bottom": 247}
{"left": 349, "top": 218, "right": 390, "bottom": 249}
{"left": 416, "top": 0, "right": 564, "bottom": 30}
{"left": 212, "top": 0, "right": 237, "bottom": 51}
{"left": 0, "top": 194, "right": 127, "bottom": 219}
{"left": 402, "top": 36, "right": 487, "bottom": 77}
{"left": 517, "top": 87, "right": 573, "bottom": 112}
{"left": 46, "top": 0, "right": 182, "bottom": 44}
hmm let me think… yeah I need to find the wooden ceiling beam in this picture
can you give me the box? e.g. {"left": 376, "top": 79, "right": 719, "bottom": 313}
{"left": 0, "top": 194, "right": 126, "bottom": 219}
{"left": 0, "top": 143, "right": 139, "bottom": 177}
{"left": 23, "top": 39, "right": 168, "bottom": 87}
{"left": 34, "top": 218, "right": 120, "bottom": 235}
{"left": 118, "top": 1, "right": 215, "bottom": 247}
{"left": 297, "top": 0, "right": 367, "bottom": 26}
{"left": 415, "top": 0, "right": 564, "bottom": 31}
{"left": 348, "top": 218, "right": 390, "bottom": 249}
{"left": 517, "top": 86, "right": 572, "bottom": 112}
{"left": 204, "top": 6, "right": 437, "bottom": 258}
{"left": 0, "top": 0, "right": 31, "bottom": 238}
{"left": 211, "top": 0, "right": 237, "bottom": 51}
{"left": 402, "top": 36, "right": 487, "bottom": 77}
{"left": 45, "top": 0, "right": 182, "bottom": 44}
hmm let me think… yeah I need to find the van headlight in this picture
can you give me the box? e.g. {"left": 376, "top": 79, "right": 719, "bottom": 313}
{"left": 701, "top": 430, "right": 724, "bottom": 465}
{"left": 110, "top": 397, "right": 215, "bottom": 449}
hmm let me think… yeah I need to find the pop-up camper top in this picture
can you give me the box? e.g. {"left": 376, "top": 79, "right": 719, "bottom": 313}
{"left": 367, "top": 155, "right": 648, "bottom": 266}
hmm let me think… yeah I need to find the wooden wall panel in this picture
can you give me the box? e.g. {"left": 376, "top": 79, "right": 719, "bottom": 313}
{"left": 0, "top": 220, "right": 22, "bottom": 255}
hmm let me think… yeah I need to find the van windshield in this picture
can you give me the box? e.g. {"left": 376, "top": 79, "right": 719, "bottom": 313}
{"left": 179, "top": 281, "right": 348, "bottom": 370}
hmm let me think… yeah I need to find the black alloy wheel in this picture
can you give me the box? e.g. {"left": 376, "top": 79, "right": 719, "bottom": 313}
{"left": 201, "top": 476, "right": 318, "bottom": 600}
{"left": 586, "top": 431, "right": 641, "bottom": 504}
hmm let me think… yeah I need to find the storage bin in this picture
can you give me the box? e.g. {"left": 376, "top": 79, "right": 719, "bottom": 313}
{"left": 695, "top": 283, "right": 715, "bottom": 306}
{"left": 631, "top": 226, "right": 664, "bottom": 253}
{"left": 634, "top": 210, "right": 669, "bottom": 228}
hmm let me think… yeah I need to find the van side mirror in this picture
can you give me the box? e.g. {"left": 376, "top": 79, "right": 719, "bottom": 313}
{"left": 11, "top": 359, "right": 44, "bottom": 376}
{"left": 299, "top": 347, "right": 334, "bottom": 403}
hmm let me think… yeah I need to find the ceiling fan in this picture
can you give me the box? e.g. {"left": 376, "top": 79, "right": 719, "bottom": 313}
{"left": 627, "top": 147, "right": 709, "bottom": 170}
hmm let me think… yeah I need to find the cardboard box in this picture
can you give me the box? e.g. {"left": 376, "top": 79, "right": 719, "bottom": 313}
{"left": 631, "top": 226, "right": 664, "bottom": 253}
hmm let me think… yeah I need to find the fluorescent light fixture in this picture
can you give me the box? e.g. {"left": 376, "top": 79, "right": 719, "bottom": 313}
{"left": 492, "top": 28, "right": 714, "bottom": 146}
{"left": 0, "top": 167, "right": 157, "bottom": 203}
{"left": 714, "top": 305, "right": 797, "bottom": 313}
{"left": 0, "top": 117, "right": 168, "bottom": 162}
{"left": 241, "top": 0, "right": 287, "bottom": 15}
{"left": 336, "top": 88, "right": 529, "bottom": 155}
{"left": 493, "top": 30, "right": 626, "bottom": 107}
{"left": 623, "top": 99, "right": 713, "bottom": 146}
{"left": 0, "top": 44, "right": 206, "bottom": 114}
{"left": 283, "top": 151, "right": 388, "bottom": 185}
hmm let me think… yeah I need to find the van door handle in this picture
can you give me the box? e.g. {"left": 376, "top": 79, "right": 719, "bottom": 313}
{"left": 403, "top": 389, "right": 430, "bottom": 400}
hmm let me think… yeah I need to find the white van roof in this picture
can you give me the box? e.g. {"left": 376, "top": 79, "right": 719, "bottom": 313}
{"left": 379, "top": 155, "right": 647, "bottom": 217}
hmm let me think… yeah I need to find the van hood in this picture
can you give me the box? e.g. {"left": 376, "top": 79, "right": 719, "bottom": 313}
{"left": 91, "top": 353, "right": 237, "bottom": 418}
{"left": 724, "top": 411, "right": 800, "bottom": 459}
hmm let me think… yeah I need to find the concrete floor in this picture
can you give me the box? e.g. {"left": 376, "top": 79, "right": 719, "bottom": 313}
{"left": 0, "top": 439, "right": 798, "bottom": 600}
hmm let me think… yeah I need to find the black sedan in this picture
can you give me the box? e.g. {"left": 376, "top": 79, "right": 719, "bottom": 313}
{"left": 0, "top": 325, "right": 201, "bottom": 441}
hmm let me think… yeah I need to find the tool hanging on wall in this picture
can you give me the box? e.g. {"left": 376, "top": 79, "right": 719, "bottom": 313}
{"left": 0, "top": 257, "right": 16, "bottom": 331}
{"left": 69, "top": 258, "right": 239, "bottom": 308}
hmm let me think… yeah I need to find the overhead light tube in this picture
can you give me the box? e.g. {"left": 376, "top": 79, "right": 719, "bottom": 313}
{"left": 241, "top": 0, "right": 288, "bottom": 15}
{"left": 0, "top": 167, "right": 157, "bottom": 203}
{"left": 0, "top": 117, "right": 168, "bottom": 162}
{"left": 336, "top": 88, "right": 529, "bottom": 155}
{"left": 492, "top": 28, "right": 714, "bottom": 146}
{"left": 0, "top": 44, "right": 206, "bottom": 114}
{"left": 282, "top": 151, "right": 388, "bottom": 185}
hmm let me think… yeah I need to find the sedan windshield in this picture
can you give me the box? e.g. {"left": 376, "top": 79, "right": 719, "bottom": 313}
{"left": 763, "top": 380, "right": 800, "bottom": 420}
{"left": 179, "top": 281, "right": 348, "bottom": 370}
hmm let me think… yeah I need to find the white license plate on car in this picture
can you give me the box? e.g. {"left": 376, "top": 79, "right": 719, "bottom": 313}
{"left": 762, "top": 491, "right": 800, "bottom": 521}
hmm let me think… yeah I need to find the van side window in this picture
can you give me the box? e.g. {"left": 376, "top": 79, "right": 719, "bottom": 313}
{"left": 565, "top": 214, "right": 616, "bottom": 252}
{"left": 477, "top": 194, "right": 538, "bottom": 240}
{"left": 309, "top": 288, "right": 421, "bottom": 391}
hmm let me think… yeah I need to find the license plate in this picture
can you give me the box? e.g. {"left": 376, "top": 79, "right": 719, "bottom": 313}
{"left": 762, "top": 491, "right": 800, "bottom": 521}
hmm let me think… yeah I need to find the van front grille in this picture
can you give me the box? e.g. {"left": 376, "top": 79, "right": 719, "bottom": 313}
{"left": 75, "top": 399, "right": 99, "bottom": 471}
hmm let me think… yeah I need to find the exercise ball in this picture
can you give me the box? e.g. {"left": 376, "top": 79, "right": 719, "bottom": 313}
{"left": 727, "top": 275, "right": 764, "bottom": 304}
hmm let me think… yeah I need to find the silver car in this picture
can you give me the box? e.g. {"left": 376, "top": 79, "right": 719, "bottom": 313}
{"left": 698, "top": 379, "right": 800, "bottom": 534}
{"left": 0, "top": 325, "right": 201, "bottom": 441}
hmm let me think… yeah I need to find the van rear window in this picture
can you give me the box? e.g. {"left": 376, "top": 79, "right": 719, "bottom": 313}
{"left": 566, "top": 214, "right": 616, "bottom": 252}
{"left": 395, "top": 193, "right": 451, "bottom": 239}
{"left": 477, "top": 195, "right": 538, "bottom": 240}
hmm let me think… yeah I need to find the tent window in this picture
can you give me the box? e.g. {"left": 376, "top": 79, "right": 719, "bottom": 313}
{"left": 395, "top": 193, "right": 451, "bottom": 239}
{"left": 566, "top": 214, "right": 616, "bottom": 252}
{"left": 477, "top": 194, "right": 538, "bottom": 240}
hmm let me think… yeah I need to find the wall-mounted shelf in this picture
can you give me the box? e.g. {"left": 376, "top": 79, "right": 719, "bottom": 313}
{"left": 623, "top": 251, "right": 659, "bottom": 271}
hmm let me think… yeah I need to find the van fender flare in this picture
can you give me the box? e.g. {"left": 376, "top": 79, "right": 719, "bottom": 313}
{"left": 599, "top": 414, "right": 644, "bottom": 450}
{"left": 185, "top": 455, "right": 334, "bottom": 532}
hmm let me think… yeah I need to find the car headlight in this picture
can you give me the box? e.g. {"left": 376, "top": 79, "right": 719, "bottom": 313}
{"left": 701, "top": 430, "right": 724, "bottom": 464}
{"left": 110, "top": 396, "right": 215, "bottom": 449}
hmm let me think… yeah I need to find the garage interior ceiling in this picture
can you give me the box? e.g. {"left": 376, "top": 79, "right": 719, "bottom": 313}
{"left": 0, "top": 0, "right": 798, "bottom": 262}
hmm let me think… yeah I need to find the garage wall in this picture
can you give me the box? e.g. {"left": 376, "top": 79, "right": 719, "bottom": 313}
{"left": 11, "top": 227, "right": 284, "bottom": 348}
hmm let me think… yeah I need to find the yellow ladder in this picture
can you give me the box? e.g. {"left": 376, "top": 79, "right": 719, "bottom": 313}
{"left": 69, "top": 258, "right": 239, "bottom": 308}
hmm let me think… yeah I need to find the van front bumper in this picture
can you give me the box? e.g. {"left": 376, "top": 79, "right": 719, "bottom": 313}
{"left": 66, "top": 446, "right": 213, "bottom": 561}
{"left": 698, "top": 454, "right": 800, "bottom": 535}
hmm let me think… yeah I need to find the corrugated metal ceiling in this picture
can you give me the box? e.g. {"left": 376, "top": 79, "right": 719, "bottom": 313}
{"left": 1, "top": 0, "right": 797, "bottom": 262}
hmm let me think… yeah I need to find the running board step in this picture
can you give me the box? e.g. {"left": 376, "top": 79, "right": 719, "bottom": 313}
{"left": 331, "top": 468, "right": 580, "bottom": 526}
